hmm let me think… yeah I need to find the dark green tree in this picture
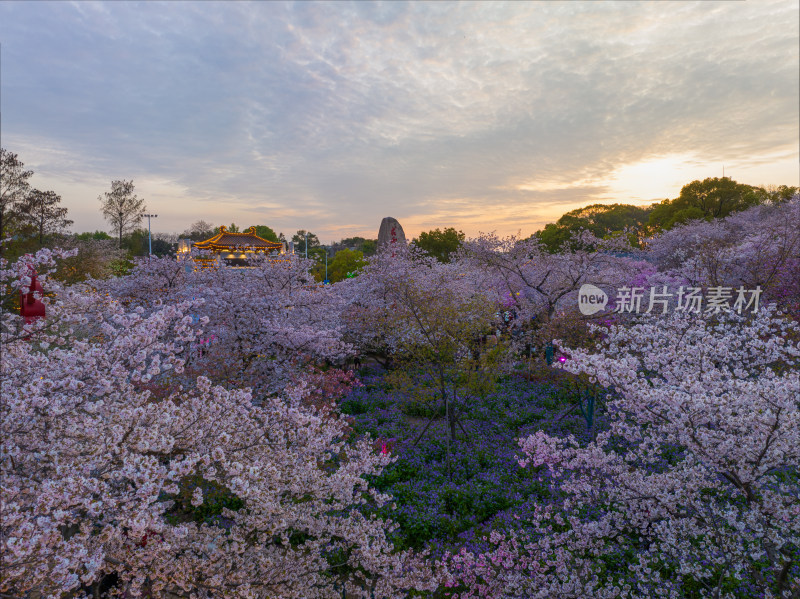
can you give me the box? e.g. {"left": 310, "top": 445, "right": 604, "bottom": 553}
{"left": 340, "top": 236, "right": 366, "bottom": 248}
{"left": 325, "top": 248, "right": 367, "bottom": 283}
{"left": 249, "top": 225, "right": 280, "bottom": 243}
{"left": 18, "top": 189, "right": 73, "bottom": 246}
{"left": 414, "top": 227, "right": 465, "bottom": 262}
{"left": 122, "top": 229, "right": 172, "bottom": 257}
{"left": 124, "top": 229, "right": 149, "bottom": 256}
{"left": 648, "top": 177, "right": 766, "bottom": 230}
{"left": 764, "top": 184, "right": 798, "bottom": 204}
{"left": 75, "top": 231, "right": 113, "bottom": 242}
{"left": 292, "top": 230, "right": 320, "bottom": 254}
{"left": 537, "top": 222, "right": 579, "bottom": 253}
{"left": 361, "top": 239, "right": 377, "bottom": 256}
{"left": 536, "top": 203, "right": 651, "bottom": 252}
{"left": 339, "top": 236, "right": 378, "bottom": 256}
{"left": 0, "top": 148, "right": 33, "bottom": 251}
{"left": 214, "top": 223, "right": 240, "bottom": 233}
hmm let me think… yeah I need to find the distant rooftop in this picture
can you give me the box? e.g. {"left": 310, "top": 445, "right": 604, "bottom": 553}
{"left": 193, "top": 226, "right": 283, "bottom": 252}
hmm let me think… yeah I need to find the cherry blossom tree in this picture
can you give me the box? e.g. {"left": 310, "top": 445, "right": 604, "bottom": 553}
{"left": 1, "top": 251, "right": 438, "bottom": 598}
{"left": 96, "top": 252, "right": 353, "bottom": 395}
{"left": 645, "top": 197, "right": 800, "bottom": 315}
{"left": 445, "top": 309, "right": 800, "bottom": 598}
{"left": 94, "top": 252, "right": 194, "bottom": 309}
{"left": 344, "top": 246, "right": 499, "bottom": 444}
{"left": 458, "top": 232, "right": 647, "bottom": 353}
{"left": 187, "top": 253, "right": 352, "bottom": 394}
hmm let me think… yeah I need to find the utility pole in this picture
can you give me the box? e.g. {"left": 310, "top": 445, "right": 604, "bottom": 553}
{"left": 144, "top": 214, "right": 158, "bottom": 257}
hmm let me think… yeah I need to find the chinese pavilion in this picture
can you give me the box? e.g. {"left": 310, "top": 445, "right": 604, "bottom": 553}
{"left": 189, "top": 225, "right": 285, "bottom": 266}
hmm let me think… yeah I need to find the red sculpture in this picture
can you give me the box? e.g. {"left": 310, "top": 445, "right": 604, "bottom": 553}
{"left": 20, "top": 267, "right": 45, "bottom": 324}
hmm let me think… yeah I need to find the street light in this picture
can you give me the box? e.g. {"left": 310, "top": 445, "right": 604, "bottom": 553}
{"left": 144, "top": 214, "right": 158, "bottom": 257}
{"left": 304, "top": 232, "right": 308, "bottom": 260}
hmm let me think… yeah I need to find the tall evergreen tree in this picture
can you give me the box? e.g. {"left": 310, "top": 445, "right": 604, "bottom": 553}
{"left": 0, "top": 148, "right": 33, "bottom": 251}
{"left": 292, "top": 229, "right": 320, "bottom": 254}
{"left": 19, "top": 188, "right": 73, "bottom": 245}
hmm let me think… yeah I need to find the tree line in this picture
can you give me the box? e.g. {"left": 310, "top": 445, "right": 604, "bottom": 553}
{"left": 535, "top": 177, "right": 798, "bottom": 252}
{"left": 0, "top": 148, "right": 73, "bottom": 252}
{"left": 4, "top": 145, "right": 797, "bottom": 279}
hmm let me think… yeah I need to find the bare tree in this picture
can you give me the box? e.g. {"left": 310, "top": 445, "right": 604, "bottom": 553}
{"left": 99, "top": 180, "right": 145, "bottom": 247}
{"left": 182, "top": 219, "right": 215, "bottom": 241}
{"left": 0, "top": 148, "right": 33, "bottom": 251}
{"left": 19, "top": 189, "right": 73, "bottom": 246}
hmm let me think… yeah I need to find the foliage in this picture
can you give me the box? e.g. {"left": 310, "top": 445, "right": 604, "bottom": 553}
{"left": 293, "top": 229, "right": 321, "bottom": 254}
{"left": 249, "top": 224, "right": 280, "bottom": 243}
{"left": 182, "top": 220, "right": 216, "bottom": 241}
{"left": 0, "top": 148, "right": 34, "bottom": 250}
{"left": 764, "top": 184, "right": 799, "bottom": 204}
{"left": 648, "top": 177, "right": 766, "bottom": 230}
{"left": 16, "top": 188, "right": 73, "bottom": 246}
{"left": 536, "top": 203, "right": 651, "bottom": 252}
{"left": 325, "top": 248, "right": 367, "bottom": 283}
{"left": 123, "top": 228, "right": 174, "bottom": 257}
{"left": 339, "top": 236, "right": 378, "bottom": 256}
{"left": 75, "top": 230, "right": 114, "bottom": 242}
{"left": 214, "top": 222, "right": 241, "bottom": 233}
{"left": 414, "top": 227, "right": 465, "bottom": 263}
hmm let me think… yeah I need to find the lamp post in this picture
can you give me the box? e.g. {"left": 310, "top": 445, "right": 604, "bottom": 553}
{"left": 144, "top": 214, "right": 158, "bottom": 257}
{"left": 304, "top": 232, "right": 308, "bottom": 260}
{"left": 324, "top": 245, "right": 329, "bottom": 283}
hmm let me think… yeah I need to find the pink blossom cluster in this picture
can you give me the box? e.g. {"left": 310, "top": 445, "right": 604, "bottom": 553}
{"left": 646, "top": 198, "right": 800, "bottom": 316}
{"left": 1, "top": 250, "right": 437, "bottom": 598}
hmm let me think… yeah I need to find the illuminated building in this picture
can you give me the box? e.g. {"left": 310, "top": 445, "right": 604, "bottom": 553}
{"left": 181, "top": 226, "right": 285, "bottom": 267}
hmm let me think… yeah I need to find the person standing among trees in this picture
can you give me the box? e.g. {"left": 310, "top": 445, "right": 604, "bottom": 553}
{"left": 99, "top": 179, "right": 146, "bottom": 248}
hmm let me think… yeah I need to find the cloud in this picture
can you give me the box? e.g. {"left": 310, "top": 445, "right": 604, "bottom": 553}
{"left": 0, "top": 0, "right": 797, "bottom": 239}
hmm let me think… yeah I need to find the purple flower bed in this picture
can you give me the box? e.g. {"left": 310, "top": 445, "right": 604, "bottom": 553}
{"left": 341, "top": 370, "right": 608, "bottom": 554}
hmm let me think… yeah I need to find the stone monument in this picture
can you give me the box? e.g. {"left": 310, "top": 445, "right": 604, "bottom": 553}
{"left": 377, "top": 217, "right": 407, "bottom": 248}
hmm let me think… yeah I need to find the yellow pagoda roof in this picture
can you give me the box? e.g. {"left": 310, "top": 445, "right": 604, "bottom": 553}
{"left": 193, "top": 226, "right": 283, "bottom": 252}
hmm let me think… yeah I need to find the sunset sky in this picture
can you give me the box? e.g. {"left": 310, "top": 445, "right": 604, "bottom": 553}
{"left": 1, "top": 1, "right": 798, "bottom": 242}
